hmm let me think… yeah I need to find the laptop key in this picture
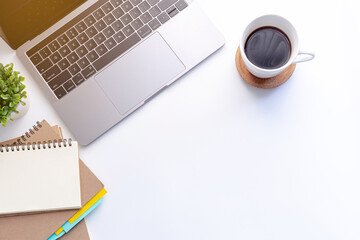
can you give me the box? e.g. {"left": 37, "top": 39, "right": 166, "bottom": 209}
{"left": 39, "top": 47, "right": 51, "bottom": 59}
{"left": 103, "top": 26, "right": 115, "bottom": 38}
{"left": 63, "top": 80, "right": 76, "bottom": 92}
{"left": 167, "top": 6, "right": 179, "bottom": 17}
{"left": 30, "top": 53, "right": 42, "bottom": 66}
{"left": 120, "top": 13, "right": 133, "bottom": 25}
{"left": 57, "top": 34, "right": 69, "bottom": 46}
{"left": 68, "top": 63, "right": 81, "bottom": 75}
{"left": 42, "top": 65, "right": 61, "bottom": 82}
{"left": 59, "top": 45, "right": 71, "bottom": 57}
{"left": 58, "top": 58, "right": 70, "bottom": 70}
{"left": 49, "top": 52, "right": 61, "bottom": 64}
{"left": 81, "top": 65, "right": 96, "bottom": 79}
{"left": 121, "top": 1, "right": 134, "bottom": 12}
{"left": 138, "top": 25, "right": 152, "bottom": 38}
{"left": 140, "top": 12, "right": 152, "bottom": 23}
{"left": 48, "top": 40, "right": 60, "bottom": 52}
{"left": 104, "top": 13, "right": 116, "bottom": 25}
{"left": 86, "top": 50, "right": 100, "bottom": 62}
{"left": 93, "top": 8, "right": 105, "bottom": 20}
{"left": 130, "top": 0, "right": 142, "bottom": 6}
{"left": 149, "top": 5, "right": 161, "bottom": 17}
{"left": 36, "top": 58, "right": 52, "bottom": 73}
{"left": 72, "top": 73, "right": 85, "bottom": 86}
{"left": 148, "top": 18, "right": 161, "bottom": 30}
{"left": 85, "top": 26, "right": 98, "bottom": 38}
{"left": 54, "top": 86, "right": 67, "bottom": 99}
{"left": 147, "top": 0, "right": 159, "bottom": 6}
{"left": 75, "top": 21, "right": 87, "bottom": 33}
{"left": 95, "top": 20, "right": 107, "bottom": 32}
{"left": 48, "top": 70, "right": 71, "bottom": 90}
{"left": 77, "top": 32, "right": 89, "bottom": 44}
{"left": 67, "top": 52, "right": 80, "bottom": 64}
{"left": 175, "top": 0, "right": 188, "bottom": 11}
{"left": 112, "top": 20, "right": 124, "bottom": 31}
{"left": 112, "top": 7, "right": 125, "bottom": 18}
{"left": 114, "top": 31, "right": 126, "bottom": 43}
{"left": 68, "top": 39, "right": 80, "bottom": 51}
{"left": 102, "top": 2, "right": 115, "bottom": 14}
{"left": 123, "top": 25, "right": 135, "bottom": 36}
{"left": 104, "top": 37, "right": 117, "bottom": 49}
{"left": 111, "top": 0, "right": 123, "bottom": 7}
{"left": 93, "top": 33, "right": 141, "bottom": 71}
{"left": 95, "top": 44, "right": 108, "bottom": 56}
{"left": 94, "top": 32, "right": 106, "bottom": 44}
{"left": 84, "top": 39, "right": 97, "bottom": 51}
{"left": 76, "top": 45, "right": 89, "bottom": 58}
{"left": 78, "top": 57, "right": 90, "bottom": 69}
{"left": 157, "top": 12, "right": 170, "bottom": 24}
{"left": 66, "top": 28, "right": 78, "bottom": 39}
{"left": 84, "top": 15, "right": 96, "bottom": 27}
{"left": 129, "top": 7, "right": 142, "bottom": 18}
{"left": 158, "top": 0, "right": 177, "bottom": 11}
{"left": 138, "top": 1, "right": 150, "bottom": 12}
{"left": 131, "top": 19, "right": 144, "bottom": 30}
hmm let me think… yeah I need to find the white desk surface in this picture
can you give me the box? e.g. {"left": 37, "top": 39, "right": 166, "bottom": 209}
{"left": 1, "top": 0, "right": 360, "bottom": 239}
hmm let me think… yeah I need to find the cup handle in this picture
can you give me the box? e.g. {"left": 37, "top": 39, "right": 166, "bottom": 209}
{"left": 293, "top": 50, "right": 315, "bottom": 64}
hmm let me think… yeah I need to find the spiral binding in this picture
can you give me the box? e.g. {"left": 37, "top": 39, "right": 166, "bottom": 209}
{"left": 18, "top": 121, "right": 43, "bottom": 145}
{"left": 0, "top": 139, "right": 72, "bottom": 153}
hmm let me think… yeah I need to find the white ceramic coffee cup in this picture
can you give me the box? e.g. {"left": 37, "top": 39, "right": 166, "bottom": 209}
{"left": 239, "top": 14, "right": 315, "bottom": 78}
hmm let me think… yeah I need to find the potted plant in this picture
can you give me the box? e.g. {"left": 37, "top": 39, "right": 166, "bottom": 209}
{"left": 0, "top": 63, "right": 28, "bottom": 127}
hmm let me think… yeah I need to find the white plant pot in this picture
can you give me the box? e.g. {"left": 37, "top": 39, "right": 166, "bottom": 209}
{"left": 11, "top": 96, "right": 30, "bottom": 120}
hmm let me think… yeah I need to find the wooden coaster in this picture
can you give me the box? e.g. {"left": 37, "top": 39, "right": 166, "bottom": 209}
{"left": 235, "top": 47, "right": 296, "bottom": 89}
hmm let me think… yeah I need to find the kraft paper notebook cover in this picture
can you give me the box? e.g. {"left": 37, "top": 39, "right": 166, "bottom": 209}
{"left": 0, "top": 120, "right": 103, "bottom": 240}
{"left": 61, "top": 220, "right": 90, "bottom": 240}
{"left": 0, "top": 140, "right": 82, "bottom": 216}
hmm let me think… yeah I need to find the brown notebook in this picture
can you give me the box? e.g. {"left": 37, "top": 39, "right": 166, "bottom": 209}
{"left": 61, "top": 220, "right": 89, "bottom": 240}
{"left": 0, "top": 120, "right": 103, "bottom": 240}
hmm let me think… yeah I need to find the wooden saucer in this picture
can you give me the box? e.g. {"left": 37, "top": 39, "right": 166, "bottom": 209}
{"left": 235, "top": 47, "right": 296, "bottom": 89}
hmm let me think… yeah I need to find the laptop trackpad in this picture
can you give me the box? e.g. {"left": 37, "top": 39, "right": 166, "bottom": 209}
{"left": 95, "top": 33, "right": 185, "bottom": 115}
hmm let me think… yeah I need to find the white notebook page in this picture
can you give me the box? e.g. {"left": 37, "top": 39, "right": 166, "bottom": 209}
{"left": 0, "top": 141, "right": 81, "bottom": 216}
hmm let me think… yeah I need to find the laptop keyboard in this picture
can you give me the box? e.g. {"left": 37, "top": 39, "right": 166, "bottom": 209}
{"left": 26, "top": 0, "right": 188, "bottom": 99}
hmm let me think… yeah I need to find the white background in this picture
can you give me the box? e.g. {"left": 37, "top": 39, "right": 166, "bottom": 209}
{"left": 1, "top": 0, "right": 360, "bottom": 239}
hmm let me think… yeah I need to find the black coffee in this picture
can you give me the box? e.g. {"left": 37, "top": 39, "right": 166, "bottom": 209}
{"left": 245, "top": 27, "right": 291, "bottom": 69}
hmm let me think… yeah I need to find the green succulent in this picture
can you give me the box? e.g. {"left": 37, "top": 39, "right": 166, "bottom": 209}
{"left": 0, "top": 63, "right": 27, "bottom": 127}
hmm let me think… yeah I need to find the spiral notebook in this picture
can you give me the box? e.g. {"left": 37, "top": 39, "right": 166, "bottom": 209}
{"left": 0, "top": 120, "right": 104, "bottom": 240}
{"left": 0, "top": 121, "right": 54, "bottom": 146}
{"left": 0, "top": 139, "right": 81, "bottom": 216}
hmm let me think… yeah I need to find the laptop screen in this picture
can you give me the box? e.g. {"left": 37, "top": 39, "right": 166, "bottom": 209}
{"left": 0, "top": 0, "right": 86, "bottom": 49}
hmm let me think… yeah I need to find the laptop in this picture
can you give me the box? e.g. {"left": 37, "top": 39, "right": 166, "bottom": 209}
{"left": 0, "top": 0, "right": 224, "bottom": 145}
